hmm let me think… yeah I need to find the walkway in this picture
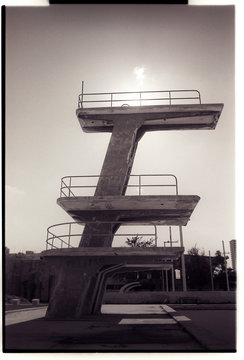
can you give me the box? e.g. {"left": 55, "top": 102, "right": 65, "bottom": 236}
{"left": 4, "top": 304, "right": 236, "bottom": 351}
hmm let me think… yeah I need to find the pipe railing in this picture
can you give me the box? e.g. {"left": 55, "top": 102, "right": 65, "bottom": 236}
{"left": 59, "top": 174, "right": 178, "bottom": 197}
{"left": 46, "top": 221, "right": 158, "bottom": 250}
{"left": 78, "top": 89, "right": 201, "bottom": 109}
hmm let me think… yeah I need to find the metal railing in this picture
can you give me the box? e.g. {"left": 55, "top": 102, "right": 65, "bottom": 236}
{"left": 59, "top": 174, "right": 178, "bottom": 197}
{"left": 78, "top": 88, "right": 201, "bottom": 109}
{"left": 46, "top": 221, "right": 158, "bottom": 250}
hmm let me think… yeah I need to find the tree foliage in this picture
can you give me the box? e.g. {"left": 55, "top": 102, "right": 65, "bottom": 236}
{"left": 125, "top": 235, "right": 155, "bottom": 248}
{"left": 185, "top": 246, "right": 236, "bottom": 290}
{"left": 185, "top": 246, "right": 210, "bottom": 290}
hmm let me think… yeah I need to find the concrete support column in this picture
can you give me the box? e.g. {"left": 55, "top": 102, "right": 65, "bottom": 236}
{"left": 161, "top": 269, "right": 165, "bottom": 291}
{"left": 165, "top": 270, "right": 169, "bottom": 292}
{"left": 45, "top": 257, "right": 102, "bottom": 319}
{"left": 79, "top": 118, "right": 144, "bottom": 247}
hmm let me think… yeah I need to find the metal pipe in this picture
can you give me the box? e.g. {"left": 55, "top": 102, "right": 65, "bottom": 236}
{"left": 68, "top": 177, "right": 71, "bottom": 197}
{"left": 59, "top": 173, "right": 179, "bottom": 197}
{"left": 169, "top": 226, "right": 172, "bottom": 247}
{"left": 78, "top": 89, "right": 201, "bottom": 107}
{"left": 81, "top": 81, "right": 84, "bottom": 107}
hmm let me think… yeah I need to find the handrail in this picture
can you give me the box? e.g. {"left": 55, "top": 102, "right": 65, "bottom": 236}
{"left": 59, "top": 173, "right": 178, "bottom": 197}
{"left": 78, "top": 89, "right": 201, "bottom": 108}
{"left": 46, "top": 221, "right": 158, "bottom": 250}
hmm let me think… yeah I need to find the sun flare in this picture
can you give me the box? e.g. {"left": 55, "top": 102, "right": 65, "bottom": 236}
{"left": 133, "top": 66, "right": 145, "bottom": 81}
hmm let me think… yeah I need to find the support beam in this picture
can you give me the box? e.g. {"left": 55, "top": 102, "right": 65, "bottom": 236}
{"left": 79, "top": 118, "right": 144, "bottom": 247}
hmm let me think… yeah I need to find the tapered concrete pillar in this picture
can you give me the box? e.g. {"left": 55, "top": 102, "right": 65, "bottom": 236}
{"left": 79, "top": 118, "right": 144, "bottom": 247}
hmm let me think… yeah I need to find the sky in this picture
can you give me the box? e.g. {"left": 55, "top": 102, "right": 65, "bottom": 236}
{"left": 5, "top": 4, "right": 235, "bottom": 258}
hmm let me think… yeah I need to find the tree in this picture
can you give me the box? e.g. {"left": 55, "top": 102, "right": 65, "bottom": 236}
{"left": 125, "top": 235, "right": 155, "bottom": 248}
{"left": 212, "top": 250, "right": 236, "bottom": 290}
{"left": 185, "top": 246, "right": 211, "bottom": 290}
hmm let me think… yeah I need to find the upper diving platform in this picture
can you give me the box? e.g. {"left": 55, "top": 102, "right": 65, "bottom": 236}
{"left": 76, "top": 89, "right": 224, "bottom": 133}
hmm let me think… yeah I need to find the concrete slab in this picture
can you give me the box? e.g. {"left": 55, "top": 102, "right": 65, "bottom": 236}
{"left": 77, "top": 103, "right": 224, "bottom": 132}
{"left": 173, "top": 315, "right": 191, "bottom": 322}
{"left": 57, "top": 194, "right": 200, "bottom": 226}
{"left": 119, "top": 318, "right": 176, "bottom": 325}
{"left": 5, "top": 307, "right": 47, "bottom": 326}
{"left": 42, "top": 246, "right": 184, "bottom": 259}
{"left": 4, "top": 305, "right": 204, "bottom": 351}
{"left": 4, "top": 304, "right": 235, "bottom": 351}
{"left": 101, "top": 304, "right": 167, "bottom": 314}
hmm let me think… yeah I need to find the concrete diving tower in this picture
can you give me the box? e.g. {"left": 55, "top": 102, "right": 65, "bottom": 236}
{"left": 43, "top": 88, "right": 223, "bottom": 318}
{"left": 71, "top": 90, "right": 222, "bottom": 247}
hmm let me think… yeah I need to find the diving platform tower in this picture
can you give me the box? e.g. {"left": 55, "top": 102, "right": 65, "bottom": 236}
{"left": 43, "top": 85, "right": 223, "bottom": 319}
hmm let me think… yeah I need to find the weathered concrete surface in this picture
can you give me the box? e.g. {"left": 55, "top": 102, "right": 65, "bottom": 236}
{"left": 43, "top": 247, "right": 183, "bottom": 319}
{"left": 103, "top": 290, "right": 236, "bottom": 305}
{"left": 77, "top": 103, "right": 224, "bottom": 133}
{"left": 5, "top": 307, "right": 47, "bottom": 326}
{"left": 79, "top": 117, "right": 145, "bottom": 246}
{"left": 4, "top": 304, "right": 235, "bottom": 351}
{"left": 58, "top": 195, "right": 200, "bottom": 228}
{"left": 4, "top": 306, "right": 205, "bottom": 351}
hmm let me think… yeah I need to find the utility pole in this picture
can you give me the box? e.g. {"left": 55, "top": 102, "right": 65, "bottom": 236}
{"left": 209, "top": 250, "right": 214, "bottom": 291}
{"left": 222, "top": 240, "right": 230, "bottom": 291}
{"left": 179, "top": 226, "right": 187, "bottom": 292}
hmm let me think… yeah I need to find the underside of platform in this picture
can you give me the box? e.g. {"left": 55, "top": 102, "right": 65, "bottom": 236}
{"left": 42, "top": 246, "right": 184, "bottom": 259}
{"left": 76, "top": 103, "right": 223, "bottom": 133}
{"left": 57, "top": 195, "right": 200, "bottom": 226}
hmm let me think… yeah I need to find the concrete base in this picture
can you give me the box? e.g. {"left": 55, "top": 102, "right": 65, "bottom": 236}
{"left": 43, "top": 247, "right": 183, "bottom": 319}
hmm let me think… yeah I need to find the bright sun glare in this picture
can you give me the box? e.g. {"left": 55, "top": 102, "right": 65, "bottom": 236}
{"left": 133, "top": 66, "right": 145, "bottom": 81}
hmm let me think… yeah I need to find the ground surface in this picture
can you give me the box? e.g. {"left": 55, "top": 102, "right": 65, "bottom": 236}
{"left": 4, "top": 304, "right": 236, "bottom": 352}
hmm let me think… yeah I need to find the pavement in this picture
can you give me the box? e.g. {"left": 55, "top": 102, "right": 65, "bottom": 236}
{"left": 4, "top": 303, "right": 236, "bottom": 352}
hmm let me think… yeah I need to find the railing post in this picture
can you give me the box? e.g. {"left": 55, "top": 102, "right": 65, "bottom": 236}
{"left": 169, "top": 91, "right": 171, "bottom": 105}
{"left": 175, "top": 177, "right": 179, "bottom": 195}
{"left": 111, "top": 93, "right": 113, "bottom": 107}
{"left": 68, "top": 177, "right": 71, "bottom": 197}
{"left": 81, "top": 80, "right": 84, "bottom": 108}
{"left": 139, "top": 175, "right": 141, "bottom": 195}
{"left": 69, "top": 223, "right": 72, "bottom": 248}
{"left": 169, "top": 226, "right": 172, "bottom": 246}
{"left": 154, "top": 225, "right": 157, "bottom": 247}
{"left": 140, "top": 92, "right": 141, "bottom": 106}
